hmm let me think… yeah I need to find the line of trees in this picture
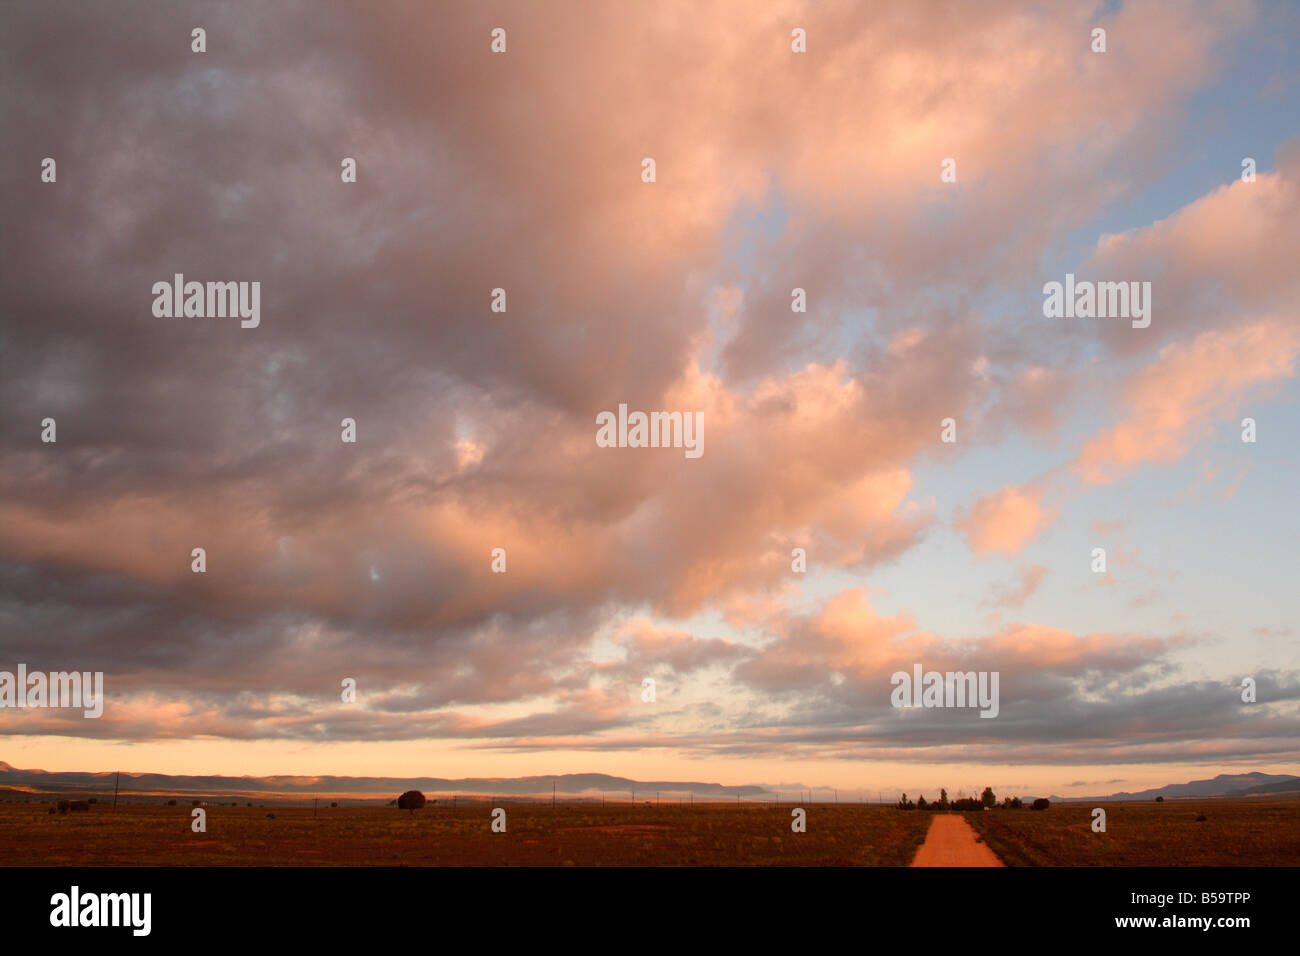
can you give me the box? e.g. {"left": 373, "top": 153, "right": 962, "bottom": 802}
{"left": 896, "top": 788, "right": 1048, "bottom": 811}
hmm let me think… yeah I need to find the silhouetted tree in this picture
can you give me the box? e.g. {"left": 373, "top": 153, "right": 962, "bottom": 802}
{"left": 1031, "top": 797, "right": 1050, "bottom": 810}
{"left": 981, "top": 787, "right": 996, "bottom": 809}
{"left": 397, "top": 790, "right": 426, "bottom": 812}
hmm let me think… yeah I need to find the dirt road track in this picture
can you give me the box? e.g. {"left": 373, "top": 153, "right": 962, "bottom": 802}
{"left": 910, "top": 814, "right": 1005, "bottom": 867}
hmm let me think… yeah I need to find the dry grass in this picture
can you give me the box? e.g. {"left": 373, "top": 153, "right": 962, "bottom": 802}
{"left": 963, "top": 799, "right": 1300, "bottom": 866}
{"left": 1, "top": 802, "right": 930, "bottom": 866}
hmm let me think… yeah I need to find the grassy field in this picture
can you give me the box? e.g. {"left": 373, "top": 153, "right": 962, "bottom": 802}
{"left": 0, "top": 802, "right": 931, "bottom": 866}
{"left": 10, "top": 799, "right": 1298, "bottom": 865}
{"left": 963, "top": 799, "right": 1300, "bottom": 866}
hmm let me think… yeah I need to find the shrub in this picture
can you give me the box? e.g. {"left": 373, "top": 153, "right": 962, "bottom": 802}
{"left": 1031, "top": 798, "right": 1050, "bottom": 811}
{"left": 166, "top": 799, "right": 177, "bottom": 806}
{"left": 1155, "top": 796, "right": 1164, "bottom": 802}
{"left": 397, "top": 790, "right": 427, "bottom": 811}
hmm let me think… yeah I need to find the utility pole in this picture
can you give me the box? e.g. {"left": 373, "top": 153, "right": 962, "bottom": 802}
{"left": 112, "top": 771, "right": 120, "bottom": 809}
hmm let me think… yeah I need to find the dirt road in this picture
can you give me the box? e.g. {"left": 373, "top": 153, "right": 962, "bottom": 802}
{"left": 910, "top": 813, "right": 1005, "bottom": 867}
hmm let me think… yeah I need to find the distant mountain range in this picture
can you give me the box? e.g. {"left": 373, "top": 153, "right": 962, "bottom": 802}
{"left": 0, "top": 761, "right": 773, "bottom": 803}
{"left": 3, "top": 761, "right": 1296, "bottom": 805}
{"left": 1048, "top": 772, "right": 1300, "bottom": 803}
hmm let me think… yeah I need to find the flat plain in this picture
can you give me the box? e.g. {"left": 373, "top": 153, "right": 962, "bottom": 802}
{"left": 6, "top": 799, "right": 1297, "bottom": 866}
{"left": 0, "top": 802, "right": 930, "bottom": 866}
{"left": 964, "top": 799, "right": 1300, "bottom": 866}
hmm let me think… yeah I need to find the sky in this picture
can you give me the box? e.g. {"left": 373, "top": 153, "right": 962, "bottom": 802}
{"left": 1, "top": 0, "right": 1298, "bottom": 800}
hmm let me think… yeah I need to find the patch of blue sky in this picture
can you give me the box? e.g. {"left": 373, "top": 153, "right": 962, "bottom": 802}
{"left": 1055, "top": 10, "right": 1298, "bottom": 268}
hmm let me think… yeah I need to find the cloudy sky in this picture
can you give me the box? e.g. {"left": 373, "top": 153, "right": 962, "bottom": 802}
{"left": 1, "top": 0, "right": 1297, "bottom": 799}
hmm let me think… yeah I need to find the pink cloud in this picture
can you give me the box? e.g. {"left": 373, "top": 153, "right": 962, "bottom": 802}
{"left": 956, "top": 484, "right": 1054, "bottom": 555}
{"left": 1074, "top": 317, "right": 1300, "bottom": 484}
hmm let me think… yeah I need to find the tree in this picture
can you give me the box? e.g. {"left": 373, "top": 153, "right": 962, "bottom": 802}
{"left": 981, "top": 787, "right": 996, "bottom": 809}
{"left": 939, "top": 788, "right": 949, "bottom": 810}
{"left": 917, "top": 794, "right": 928, "bottom": 810}
{"left": 397, "top": 790, "right": 426, "bottom": 812}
